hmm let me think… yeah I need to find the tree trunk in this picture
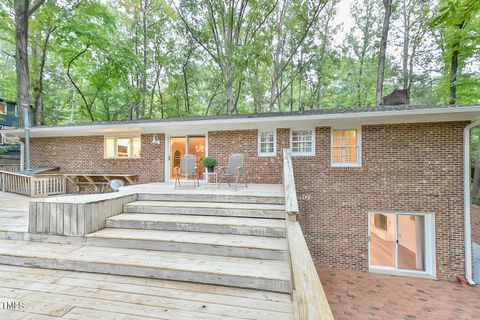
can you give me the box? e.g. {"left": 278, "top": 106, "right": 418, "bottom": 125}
{"left": 375, "top": 0, "right": 393, "bottom": 106}
{"left": 14, "top": 0, "right": 30, "bottom": 127}
{"left": 402, "top": 19, "right": 410, "bottom": 90}
{"left": 449, "top": 49, "right": 458, "bottom": 105}
{"left": 141, "top": 0, "right": 148, "bottom": 118}
{"left": 33, "top": 27, "right": 55, "bottom": 126}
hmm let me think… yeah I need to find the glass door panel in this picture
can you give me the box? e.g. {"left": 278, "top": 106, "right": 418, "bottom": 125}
{"left": 169, "top": 136, "right": 206, "bottom": 181}
{"left": 187, "top": 136, "right": 206, "bottom": 180}
{"left": 370, "top": 213, "right": 396, "bottom": 268}
{"left": 170, "top": 137, "right": 186, "bottom": 180}
{"left": 398, "top": 215, "right": 425, "bottom": 271}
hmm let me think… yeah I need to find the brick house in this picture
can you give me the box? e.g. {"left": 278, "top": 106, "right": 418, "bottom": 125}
{"left": 6, "top": 104, "right": 480, "bottom": 283}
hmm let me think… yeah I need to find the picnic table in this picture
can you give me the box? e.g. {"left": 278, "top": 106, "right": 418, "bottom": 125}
{"left": 63, "top": 173, "right": 139, "bottom": 192}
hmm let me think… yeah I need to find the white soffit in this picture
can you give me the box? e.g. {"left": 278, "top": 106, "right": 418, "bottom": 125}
{"left": 5, "top": 105, "right": 480, "bottom": 138}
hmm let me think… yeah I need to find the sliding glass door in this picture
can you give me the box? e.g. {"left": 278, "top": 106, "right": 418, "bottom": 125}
{"left": 169, "top": 136, "right": 206, "bottom": 181}
{"left": 369, "top": 212, "right": 433, "bottom": 275}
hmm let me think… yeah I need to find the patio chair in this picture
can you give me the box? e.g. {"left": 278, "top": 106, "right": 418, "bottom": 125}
{"left": 218, "top": 154, "right": 248, "bottom": 190}
{"left": 175, "top": 154, "right": 199, "bottom": 189}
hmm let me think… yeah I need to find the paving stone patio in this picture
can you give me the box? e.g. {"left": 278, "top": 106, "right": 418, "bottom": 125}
{"left": 318, "top": 267, "right": 480, "bottom": 320}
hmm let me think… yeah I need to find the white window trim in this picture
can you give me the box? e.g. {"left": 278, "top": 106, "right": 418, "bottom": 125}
{"left": 367, "top": 211, "right": 436, "bottom": 279}
{"left": 258, "top": 129, "right": 277, "bottom": 157}
{"left": 104, "top": 136, "right": 141, "bottom": 159}
{"left": 330, "top": 126, "right": 362, "bottom": 167}
{"left": 290, "top": 128, "right": 315, "bottom": 156}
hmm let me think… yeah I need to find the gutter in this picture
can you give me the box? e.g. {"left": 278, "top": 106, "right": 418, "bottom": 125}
{"left": 464, "top": 120, "right": 480, "bottom": 285}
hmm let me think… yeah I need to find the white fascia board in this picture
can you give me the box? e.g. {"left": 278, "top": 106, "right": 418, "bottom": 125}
{"left": 4, "top": 105, "right": 480, "bottom": 138}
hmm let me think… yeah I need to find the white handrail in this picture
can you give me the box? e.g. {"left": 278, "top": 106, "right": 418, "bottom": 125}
{"left": 283, "top": 148, "right": 299, "bottom": 215}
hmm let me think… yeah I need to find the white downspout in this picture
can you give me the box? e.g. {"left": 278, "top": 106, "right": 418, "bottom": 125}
{"left": 19, "top": 141, "right": 25, "bottom": 171}
{"left": 464, "top": 120, "right": 480, "bottom": 285}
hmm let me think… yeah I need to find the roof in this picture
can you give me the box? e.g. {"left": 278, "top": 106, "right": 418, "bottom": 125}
{"left": 4, "top": 104, "right": 480, "bottom": 138}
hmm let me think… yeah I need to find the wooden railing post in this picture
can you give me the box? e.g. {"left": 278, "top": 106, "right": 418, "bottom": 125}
{"left": 283, "top": 148, "right": 299, "bottom": 217}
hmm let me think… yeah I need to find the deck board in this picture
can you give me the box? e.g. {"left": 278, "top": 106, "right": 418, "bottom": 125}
{"left": 0, "top": 265, "right": 294, "bottom": 320}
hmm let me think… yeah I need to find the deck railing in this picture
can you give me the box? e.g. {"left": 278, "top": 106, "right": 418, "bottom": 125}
{"left": 282, "top": 148, "right": 334, "bottom": 320}
{"left": 0, "top": 164, "right": 21, "bottom": 172}
{"left": 0, "top": 170, "right": 66, "bottom": 198}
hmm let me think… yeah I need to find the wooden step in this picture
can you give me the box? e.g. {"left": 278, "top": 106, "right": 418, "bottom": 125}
{"left": 137, "top": 193, "right": 285, "bottom": 205}
{"left": 124, "top": 201, "right": 286, "bottom": 219}
{"left": 0, "top": 239, "right": 291, "bottom": 293}
{"left": 107, "top": 213, "right": 287, "bottom": 237}
{"left": 86, "top": 228, "right": 289, "bottom": 261}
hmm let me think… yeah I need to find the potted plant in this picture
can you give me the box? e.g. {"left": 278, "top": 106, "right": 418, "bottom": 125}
{"left": 202, "top": 156, "right": 218, "bottom": 173}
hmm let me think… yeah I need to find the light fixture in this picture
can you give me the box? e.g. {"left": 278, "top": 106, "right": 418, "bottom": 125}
{"left": 151, "top": 134, "right": 161, "bottom": 145}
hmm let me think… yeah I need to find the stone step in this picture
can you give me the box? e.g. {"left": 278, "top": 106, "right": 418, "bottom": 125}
{"left": 0, "top": 239, "right": 291, "bottom": 293}
{"left": 106, "top": 213, "right": 287, "bottom": 237}
{"left": 124, "top": 201, "right": 286, "bottom": 219}
{"left": 137, "top": 193, "right": 285, "bottom": 205}
{"left": 86, "top": 228, "right": 289, "bottom": 261}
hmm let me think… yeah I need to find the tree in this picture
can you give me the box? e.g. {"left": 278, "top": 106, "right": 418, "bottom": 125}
{"left": 346, "top": 0, "right": 381, "bottom": 107}
{"left": 14, "top": 0, "right": 45, "bottom": 126}
{"left": 174, "top": 0, "right": 277, "bottom": 115}
{"left": 375, "top": 0, "right": 393, "bottom": 105}
{"left": 432, "top": 0, "right": 480, "bottom": 105}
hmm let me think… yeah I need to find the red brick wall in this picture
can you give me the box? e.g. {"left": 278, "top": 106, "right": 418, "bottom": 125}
{"left": 208, "top": 129, "right": 289, "bottom": 184}
{"left": 292, "top": 123, "right": 466, "bottom": 280}
{"left": 29, "top": 122, "right": 467, "bottom": 279}
{"left": 31, "top": 134, "right": 165, "bottom": 192}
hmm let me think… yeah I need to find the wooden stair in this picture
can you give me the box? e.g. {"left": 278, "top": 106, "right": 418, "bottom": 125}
{"left": 0, "top": 239, "right": 291, "bottom": 293}
{"left": 0, "top": 191, "right": 293, "bottom": 293}
{"left": 106, "top": 213, "right": 287, "bottom": 237}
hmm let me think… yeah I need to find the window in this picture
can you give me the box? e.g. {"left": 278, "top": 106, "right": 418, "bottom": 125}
{"left": 0, "top": 104, "right": 6, "bottom": 115}
{"left": 331, "top": 127, "right": 361, "bottom": 167}
{"left": 104, "top": 136, "right": 141, "bottom": 159}
{"left": 290, "top": 129, "right": 314, "bottom": 156}
{"left": 258, "top": 130, "right": 276, "bottom": 156}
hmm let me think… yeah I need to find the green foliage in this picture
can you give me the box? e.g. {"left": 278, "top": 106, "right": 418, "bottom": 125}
{"left": 201, "top": 156, "right": 218, "bottom": 168}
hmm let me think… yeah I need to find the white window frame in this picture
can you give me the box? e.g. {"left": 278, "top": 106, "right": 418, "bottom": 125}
{"left": 104, "top": 136, "right": 141, "bottom": 159}
{"left": 258, "top": 129, "right": 277, "bottom": 157}
{"left": 368, "top": 211, "right": 436, "bottom": 279}
{"left": 290, "top": 128, "right": 315, "bottom": 156}
{"left": 331, "top": 126, "right": 362, "bottom": 167}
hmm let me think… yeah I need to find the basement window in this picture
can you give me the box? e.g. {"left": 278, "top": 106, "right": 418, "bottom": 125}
{"left": 104, "top": 136, "right": 141, "bottom": 159}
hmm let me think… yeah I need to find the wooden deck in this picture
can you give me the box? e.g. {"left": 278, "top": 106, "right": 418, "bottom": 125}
{"left": 120, "top": 182, "right": 285, "bottom": 197}
{"left": 0, "top": 264, "right": 294, "bottom": 320}
{"left": 0, "top": 191, "right": 29, "bottom": 233}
